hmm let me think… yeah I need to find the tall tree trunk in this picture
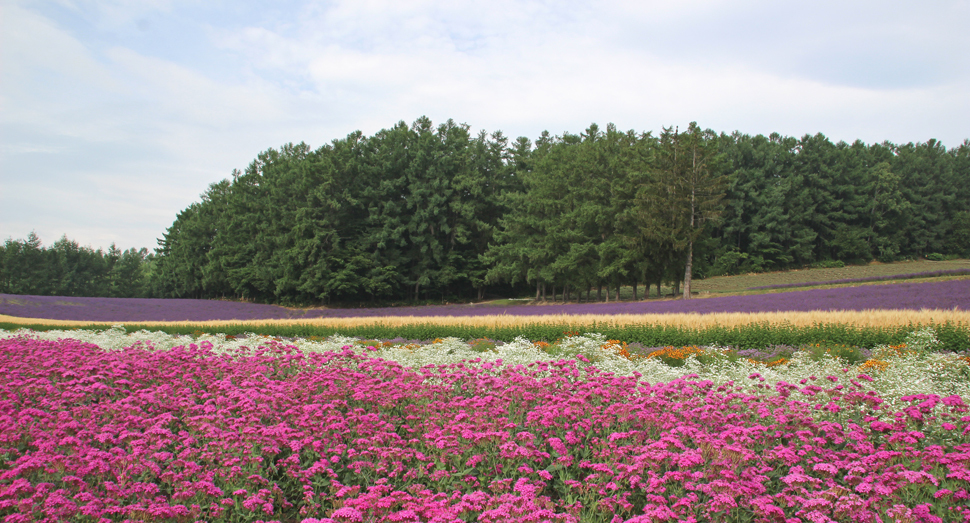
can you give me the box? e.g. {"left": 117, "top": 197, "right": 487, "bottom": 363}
{"left": 633, "top": 279, "right": 638, "bottom": 301}
{"left": 597, "top": 284, "right": 602, "bottom": 302}
{"left": 536, "top": 281, "right": 541, "bottom": 301}
{"left": 684, "top": 156, "right": 696, "bottom": 300}
{"left": 683, "top": 238, "right": 693, "bottom": 300}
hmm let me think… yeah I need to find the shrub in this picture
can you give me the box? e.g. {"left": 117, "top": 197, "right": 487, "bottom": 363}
{"left": 812, "top": 259, "right": 845, "bottom": 268}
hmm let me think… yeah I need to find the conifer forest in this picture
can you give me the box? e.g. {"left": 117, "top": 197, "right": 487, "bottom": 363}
{"left": 3, "top": 117, "right": 969, "bottom": 304}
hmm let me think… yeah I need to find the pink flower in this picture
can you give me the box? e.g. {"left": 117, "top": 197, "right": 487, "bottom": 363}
{"left": 547, "top": 437, "right": 568, "bottom": 455}
{"left": 330, "top": 507, "right": 364, "bottom": 521}
{"left": 812, "top": 463, "right": 838, "bottom": 475}
{"left": 943, "top": 395, "right": 967, "bottom": 408}
{"left": 870, "top": 421, "right": 893, "bottom": 432}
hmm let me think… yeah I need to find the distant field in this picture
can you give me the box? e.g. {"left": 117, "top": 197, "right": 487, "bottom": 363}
{"left": 2, "top": 276, "right": 969, "bottom": 330}
{"left": 691, "top": 258, "right": 970, "bottom": 294}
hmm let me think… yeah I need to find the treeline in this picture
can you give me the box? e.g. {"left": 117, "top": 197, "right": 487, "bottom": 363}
{"left": 0, "top": 233, "right": 153, "bottom": 298}
{"left": 155, "top": 117, "right": 525, "bottom": 305}
{"left": 6, "top": 116, "right": 970, "bottom": 304}
{"left": 714, "top": 132, "right": 970, "bottom": 273}
{"left": 149, "top": 117, "right": 970, "bottom": 305}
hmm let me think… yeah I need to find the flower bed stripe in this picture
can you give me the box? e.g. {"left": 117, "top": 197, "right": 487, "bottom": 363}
{"left": 1, "top": 335, "right": 969, "bottom": 522}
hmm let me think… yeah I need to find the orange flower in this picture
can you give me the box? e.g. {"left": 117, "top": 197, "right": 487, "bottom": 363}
{"left": 860, "top": 359, "right": 889, "bottom": 372}
{"left": 875, "top": 344, "right": 917, "bottom": 359}
{"left": 601, "top": 340, "right": 639, "bottom": 360}
{"left": 646, "top": 346, "right": 706, "bottom": 361}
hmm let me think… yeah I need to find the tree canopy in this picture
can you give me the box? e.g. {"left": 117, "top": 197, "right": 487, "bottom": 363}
{"left": 3, "top": 117, "right": 968, "bottom": 303}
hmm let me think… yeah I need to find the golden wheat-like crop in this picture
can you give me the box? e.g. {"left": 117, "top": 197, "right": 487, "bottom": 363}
{"left": 3, "top": 309, "right": 969, "bottom": 330}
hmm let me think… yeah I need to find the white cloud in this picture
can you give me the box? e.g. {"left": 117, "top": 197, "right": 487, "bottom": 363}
{"left": 104, "top": 47, "right": 288, "bottom": 128}
{"left": 1, "top": 4, "right": 121, "bottom": 136}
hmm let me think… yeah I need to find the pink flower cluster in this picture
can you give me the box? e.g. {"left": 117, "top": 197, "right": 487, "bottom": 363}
{"left": 1, "top": 336, "right": 969, "bottom": 522}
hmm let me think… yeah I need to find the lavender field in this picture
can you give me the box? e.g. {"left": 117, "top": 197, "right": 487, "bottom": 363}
{"left": 2, "top": 278, "right": 969, "bottom": 323}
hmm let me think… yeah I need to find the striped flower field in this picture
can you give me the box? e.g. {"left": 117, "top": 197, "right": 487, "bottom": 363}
{"left": 1, "top": 326, "right": 969, "bottom": 522}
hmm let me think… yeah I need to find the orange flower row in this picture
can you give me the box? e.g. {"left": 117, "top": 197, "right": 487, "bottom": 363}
{"left": 601, "top": 340, "right": 641, "bottom": 360}
{"left": 645, "top": 345, "right": 706, "bottom": 361}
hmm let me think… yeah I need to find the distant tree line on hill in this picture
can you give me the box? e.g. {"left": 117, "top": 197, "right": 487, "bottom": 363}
{"left": 0, "top": 232, "right": 153, "bottom": 298}
{"left": 3, "top": 116, "right": 969, "bottom": 303}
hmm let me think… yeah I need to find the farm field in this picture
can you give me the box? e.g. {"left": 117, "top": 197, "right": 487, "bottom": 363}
{"left": 577, "top": 259, "right": 970, "bottom": 301}
{"left": 3, "top": 262, "right": 970, "bottom": 521}
{"left": 1, "top": 326, "right": 969, "bottom": 522}
{"left": 2, "top": 276, "right": 970, "bottom": 324}
{"left": 691, "top": 259, "right": 970, "bottom": 295}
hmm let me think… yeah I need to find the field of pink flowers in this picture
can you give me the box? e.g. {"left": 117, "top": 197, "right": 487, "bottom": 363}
{"left": 2, "top": 335, "right": 970, "bottom": 522}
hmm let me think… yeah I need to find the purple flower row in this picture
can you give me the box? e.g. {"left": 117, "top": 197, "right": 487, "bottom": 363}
{"left": 2, "top": 279, "right": 969, "bottom": 322}
{"left": 747, "top": 269, "right": 970, "bottom": 290}
{"left": 2, "top": 337, "right": 969, "bottom": 522}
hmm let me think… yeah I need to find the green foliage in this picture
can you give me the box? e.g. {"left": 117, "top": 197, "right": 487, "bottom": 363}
{"left": 951, "top": 212, "right": 970, "bottom": 257}
{"left": 484, "top": 124, "right": 657, "bottom": 302}
{"left": 812, "top": 260, "right": 846, "bottom": 269}
{"left": 644, "top": 122, "right": 727, "bottom": 298}
{"left": 925, "top": 253, "right": 945, "bottom": 261}
{"left": 147, "top": 118, "right": 526, "bottom": 305}
{"left": 0, "top": 232, "right": 152, "bottom": 298}
{"left": 801, "top": 342, "right": 869, "bottom": 365}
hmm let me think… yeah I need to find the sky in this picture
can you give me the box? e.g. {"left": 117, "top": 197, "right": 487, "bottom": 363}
{"left": 2, "top": 0, "right": 969, "bottom": 252}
